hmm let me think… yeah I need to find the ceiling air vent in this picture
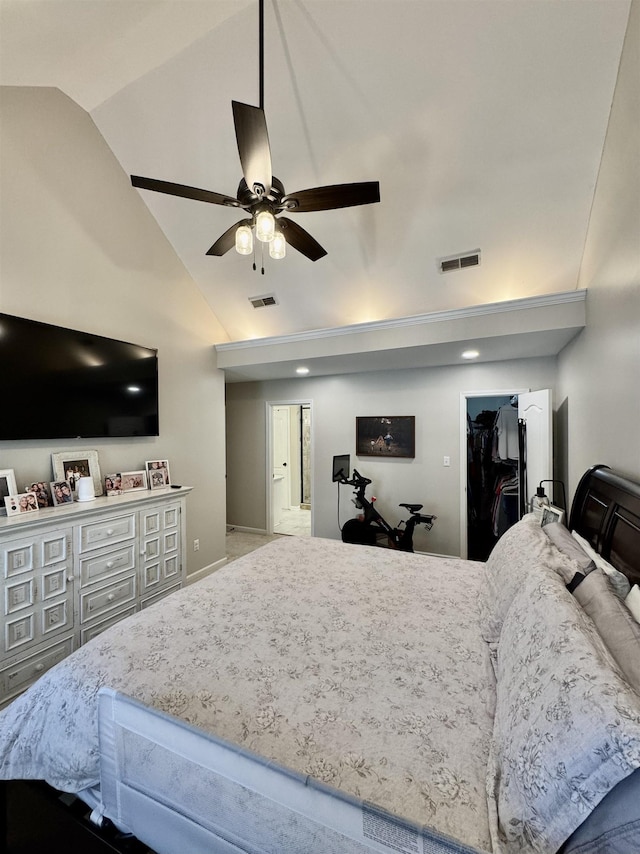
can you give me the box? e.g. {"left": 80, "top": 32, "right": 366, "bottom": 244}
{"left": 249, "top": 294, "right": 278, "bottom": 309}
{"left": 438, "top": 249, "right": 481, "bottom": 274}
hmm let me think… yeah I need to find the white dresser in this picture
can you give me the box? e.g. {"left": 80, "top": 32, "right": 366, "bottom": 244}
{"left": 0, "top": 487, "right": 191, "bottom": 706}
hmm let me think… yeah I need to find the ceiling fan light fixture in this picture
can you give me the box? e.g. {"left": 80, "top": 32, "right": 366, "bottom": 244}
{"left": 256, "top": 209, "right": 275, "bottom": 243}
{"left": 235, "top": 224, "right": 253, "bottom": 255}
{"left": 269, "top": 229, "right": 286, "bottom": 259}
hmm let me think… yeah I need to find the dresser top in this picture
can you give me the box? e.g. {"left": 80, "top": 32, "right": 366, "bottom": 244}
{"left": 0, "top": 486, "right": 192, "bottom": 533}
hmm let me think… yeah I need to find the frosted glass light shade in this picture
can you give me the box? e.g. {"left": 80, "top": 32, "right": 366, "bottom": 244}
{"left": 235, "top": 224, "right": 253, "bottom": 255}
{"left": 256, "top": 210, "right": 275, "bottom": 243}
{"left": 269, "top": 230, "right": 286, "bottom": 259}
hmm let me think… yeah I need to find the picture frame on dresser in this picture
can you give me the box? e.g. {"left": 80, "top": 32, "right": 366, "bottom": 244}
{"left": 4, "top": 491, "right": 39, "bottom": 516}
{"left": 0, "top": 468, "right": 18, "bottom": 516}
{"left": 146, "top": 459, "right": 170, "bottom": 489}
{"left": 50, "top": 480, "right": 74, "bottom": 505}
{"left": 52, "top": 450, "right": 103, "bottom": 497}
{"left": 121, "top": 470, "right": 148, "bottom": 492}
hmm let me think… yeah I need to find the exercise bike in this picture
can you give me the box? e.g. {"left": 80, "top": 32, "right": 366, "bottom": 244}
{"left": 337, "top": 467, "right": 436, "bottom": 552}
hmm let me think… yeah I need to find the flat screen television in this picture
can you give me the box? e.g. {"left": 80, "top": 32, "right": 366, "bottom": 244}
{"left": 0, "top": 313, "right": 159, "bottom": 440}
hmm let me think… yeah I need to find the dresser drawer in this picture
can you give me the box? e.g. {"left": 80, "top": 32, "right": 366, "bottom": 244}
{"left": 80, "top": 605, "right": 137, "bottom": 644}
{"left": 78, "top": 543, "right": 136, "bottom": 587}
{"left": 141, "top": 583, "right": 181, "bottom": 610}
{"left": 78, "top": 513, "right": 136, "bottom": 553}
{"left": 1, "top": 635, "right": 75, "bottom": 702}
{"left": 80, "top": 574, "right": 136, "bottom": 624}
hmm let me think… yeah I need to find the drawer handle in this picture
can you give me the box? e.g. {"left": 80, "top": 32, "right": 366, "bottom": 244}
{"left": 107, "top": 593, "right": 116, "bottom": 602}
{"left": 106, "top": 561, "right": 114, "bottom": 568}
{"left": 106, "top": 529, "right": 114, "bottom": 536}
{"left": 34, "top": 663, "right": 44, "bottom": 673}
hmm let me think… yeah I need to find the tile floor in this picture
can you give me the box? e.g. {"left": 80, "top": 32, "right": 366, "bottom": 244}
{"left": 274, "top": 506, "right": 311, "bottom": 537}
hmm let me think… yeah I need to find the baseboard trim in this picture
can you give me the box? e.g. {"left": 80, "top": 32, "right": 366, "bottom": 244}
{"left": 185, "top": 557, "right": 226, "bottom": 585}
{"left": 226, "top": 525, "right": 269, "bottom": 535}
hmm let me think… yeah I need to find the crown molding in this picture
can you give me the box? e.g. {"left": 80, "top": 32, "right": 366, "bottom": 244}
{"left": 216, "top": 289, "right": 587, "bottom": 353}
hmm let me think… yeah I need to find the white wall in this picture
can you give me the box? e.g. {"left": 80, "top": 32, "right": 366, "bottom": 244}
{"left": 557, "top": 0, "right": 640, "bottom": 495}
{"left": 226, "top": 357, "right": 557, "bottom": 557}
{"left": 0, "top": 86, "right": 229, "bottom": 577}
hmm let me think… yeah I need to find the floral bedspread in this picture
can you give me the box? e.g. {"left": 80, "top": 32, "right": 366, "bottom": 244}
{"left": 0, "top": 536, "right": 495, "bottom": 851}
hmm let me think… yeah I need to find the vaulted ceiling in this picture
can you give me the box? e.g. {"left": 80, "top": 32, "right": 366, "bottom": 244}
{"left": 0, "top": 0, "right": 631, "bottom": 345}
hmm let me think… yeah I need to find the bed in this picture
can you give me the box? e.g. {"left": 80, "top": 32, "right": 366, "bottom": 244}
{"left": 1, "top": 464, "right": 640, "bottom": 854}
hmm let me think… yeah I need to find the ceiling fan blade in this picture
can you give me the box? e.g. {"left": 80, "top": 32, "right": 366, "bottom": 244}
{"left": 279, "top": 217, "right": 327, "bottom": 262}
{"left": 281, "top": 181, "right": 380, "bottom": 213}
{"left": 206, "top": 219, "right": 253, "bottom": 256}
{"left": 232, "top": 101, "right": 272, "bottom": 198}
{"left": 131, "top": 175, "right": 240, "bottom": 207}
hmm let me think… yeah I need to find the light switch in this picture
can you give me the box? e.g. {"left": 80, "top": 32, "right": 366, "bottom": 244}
{"left": 443, "top": 456, "right": 451, "bottom": 467}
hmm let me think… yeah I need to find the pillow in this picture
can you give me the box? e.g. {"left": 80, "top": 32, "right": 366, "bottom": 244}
{"left": 479, "top": 514, "right": 553, "bottom": 643}
{"left": 487, "top": 565, "right": 640, "bottom": 854}
{"left": 573, "top": 569, "right": 640, "bottom": 694}
{"left": 571, "top": 530, "right": 632, "bottom": 599}
{"left": 626, "top": 585, "right": 640, "bottom": 624}
{"left": 560, "top": 769, "right": 640, "bottom": 853}
{"left": 542, "top": 522, "right": 596, "bottom": 580}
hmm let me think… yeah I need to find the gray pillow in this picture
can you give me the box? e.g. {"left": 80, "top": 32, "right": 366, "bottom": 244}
{"left": 543, "top": 522, "right": 596, "bottom": 580}
{"left": 573, "top": 568, "right": 640, "bottom": 694}
{"left": 560, "top": 769, "right": 640, "bottom": 853}
{"left": 488, "top": 566, "right": 640, "bottom": 853}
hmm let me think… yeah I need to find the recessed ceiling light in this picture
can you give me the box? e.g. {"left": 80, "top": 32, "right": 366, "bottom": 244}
{"left": 296, "top": 367, "right": 310, "bottom": 375}
{"left": 461, "top": 349, "right": 480, "bottom": 360}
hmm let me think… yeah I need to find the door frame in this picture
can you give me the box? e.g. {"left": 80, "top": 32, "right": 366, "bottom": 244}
{"left": 459, "top": 388, "right": 528, "bottom": 559}
{"left": 266, "top": 399, "right": 314, "bottom": 535}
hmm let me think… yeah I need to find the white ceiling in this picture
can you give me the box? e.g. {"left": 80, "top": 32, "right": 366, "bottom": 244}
{"left": 0, "top": 0, "right": 631, "bottom": 347}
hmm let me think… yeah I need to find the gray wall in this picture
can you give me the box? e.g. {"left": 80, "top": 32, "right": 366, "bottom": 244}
{"left": 557, "top": 0, "right": 640, "bottom": 493}
{"left": 0, "top": 87, "right": 228, "bottom": 578}
{"left": 226, "top": 358, "right": 557, "bottom": 557}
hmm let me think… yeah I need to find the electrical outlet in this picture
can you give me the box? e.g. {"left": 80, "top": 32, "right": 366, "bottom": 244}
{"left": 443, "top": 456, "right": 451, "bottom": 467}
{"left": 193, "top": 539, "right": 200, "bottom": 552}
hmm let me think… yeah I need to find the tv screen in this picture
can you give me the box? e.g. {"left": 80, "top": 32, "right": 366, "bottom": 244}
{"left": 0, "top": 313, "right": 159, "bottom": 440}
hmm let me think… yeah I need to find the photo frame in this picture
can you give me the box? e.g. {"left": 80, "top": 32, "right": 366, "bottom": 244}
{"left": 5, "top": 491, "right": 39, "bottom": 516}
{"left": 541, "top": 505, "right": 565, "bottom": 527}
{"left": 0, "top": 469, "right": 18, "bottom": 516}
{"left": 120, "top": 470, "right": 148, "bottom": 492}
{"left": 26, "top": 482, "right": 53, "bottom": 509}
{"left": 145, "top": 460, "right": 170, "bottom": 489}
{"left": 50, "top": 481, "right": 74, "bottom": 506}
{"left": 356, "top": 416, "right": 415, "bottom": 458}
{"left": 104, "top": 474, "right": 123, "bottom": 496}
{"left": 51, "top": 450, "right": 102, "bottom": 497}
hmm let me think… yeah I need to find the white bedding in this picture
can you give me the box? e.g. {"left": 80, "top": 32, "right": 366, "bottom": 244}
{"left": 0, "top": 536, "right": 495, "bottom": 852}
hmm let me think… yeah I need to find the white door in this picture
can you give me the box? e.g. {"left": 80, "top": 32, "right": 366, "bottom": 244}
{"left": 272, "top": 406, "right": 290, "bottom": 528}
{"left": 518, "top": 389, "right": 553, "bottom": 510}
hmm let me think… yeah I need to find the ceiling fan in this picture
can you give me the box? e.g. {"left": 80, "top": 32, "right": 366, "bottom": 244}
{"left": 130, "top": 0, "right": 380, "bottom": 267}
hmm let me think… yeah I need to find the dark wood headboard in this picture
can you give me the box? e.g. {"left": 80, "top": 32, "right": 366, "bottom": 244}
{"left": 569, "top": 464, "right": 640, "bottom": 587}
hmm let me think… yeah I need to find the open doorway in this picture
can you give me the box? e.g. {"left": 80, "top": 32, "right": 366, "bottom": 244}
{"left": 459, "top": 389, "right": 527, "bottom": 560}
{"left": 268, "top": 402, "right": 312, "bottom": 537}
{"left": 459, "top": 388, "right": 553, "bottom": 559}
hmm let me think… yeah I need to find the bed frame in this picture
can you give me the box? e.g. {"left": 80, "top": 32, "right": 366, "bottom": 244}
{"left": 2, "top": 464, "right": 640, "bottom": 854}
{"left": 569, "top": 464, "right": 640, "bottom": 585}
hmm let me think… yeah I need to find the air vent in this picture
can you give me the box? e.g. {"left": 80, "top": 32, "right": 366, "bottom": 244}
{"left": 438, "top": 250, "right": 481, "bottom": 274}
{"left": 249, "top": 294, "right": 278, "bottom": 309}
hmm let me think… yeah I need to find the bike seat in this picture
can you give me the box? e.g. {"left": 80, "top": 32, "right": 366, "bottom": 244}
{"left": 399, "top": 503, "right": 423, "bottom": 514}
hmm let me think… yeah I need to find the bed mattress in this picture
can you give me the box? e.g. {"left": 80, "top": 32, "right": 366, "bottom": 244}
{"left": 0, "top": 536, "right": 496, "bottom": 851}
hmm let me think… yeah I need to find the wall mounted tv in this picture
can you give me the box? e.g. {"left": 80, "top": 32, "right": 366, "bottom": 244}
{"left": 0, "top": 313, "right": 159, "bottom": 440}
